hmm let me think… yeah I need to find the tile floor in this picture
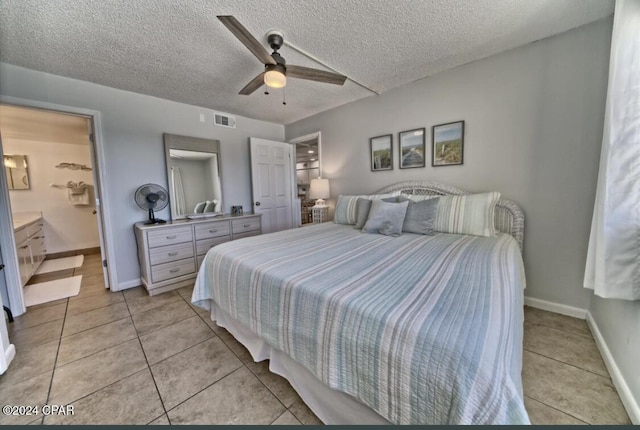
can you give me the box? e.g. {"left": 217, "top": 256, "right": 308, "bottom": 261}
{"left": 0, "top": 254, "right": 631, "bottom": 425}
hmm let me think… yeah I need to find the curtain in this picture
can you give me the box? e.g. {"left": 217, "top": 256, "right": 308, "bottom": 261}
{"left": 170, "top": 166, "right": 187, "bottom": 217}
{"left": 584, "top": 0, "right": 640, "bottom": 300}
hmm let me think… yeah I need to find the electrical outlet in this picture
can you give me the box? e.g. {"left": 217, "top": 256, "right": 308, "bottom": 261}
{"left": 199, "top": 113, "right": 205, "bottom": 123}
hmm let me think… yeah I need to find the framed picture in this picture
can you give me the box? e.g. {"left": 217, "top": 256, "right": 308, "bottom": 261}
{"left": 370, "top": 134, "right": 393, "bottom": 171}
{"left": 432, "top": 121, "right": 464, "bottom": 166}
{"left": 399, "top": 128, "right": 426, "bottom": 169}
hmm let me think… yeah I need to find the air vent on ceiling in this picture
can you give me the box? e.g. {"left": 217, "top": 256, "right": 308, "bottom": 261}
{"left": 214, "top": 112, "right": 236, "bottom": 128}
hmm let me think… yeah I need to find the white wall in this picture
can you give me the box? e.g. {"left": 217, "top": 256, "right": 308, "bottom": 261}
{"left": 0, "top": 63, "right": 285, "bottom": 289}
{"left": 286, "top": 18, "right": 612, "bottom": 310}
{"left": 5, "top": 138, "right": 99, "bottom": 253}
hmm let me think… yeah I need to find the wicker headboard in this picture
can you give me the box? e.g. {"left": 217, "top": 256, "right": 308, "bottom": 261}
{"left": 376, "top": 181, "right": 525, "bottom": 251}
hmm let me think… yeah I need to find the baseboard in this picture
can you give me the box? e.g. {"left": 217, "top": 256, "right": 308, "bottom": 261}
{"left": 46, "top": 246, "right": 101, "bottom": 259}
{"left": 587, "top": 311, "right": 640, "bottom": 424}
{"left": 116, "top": 279, "right": 142, "bottom": 291}
{"left": 523, "top": 296, "right": 587, "bottom": 319}
{"left": 1, "top": 344, "right": 16, "bottom": 375}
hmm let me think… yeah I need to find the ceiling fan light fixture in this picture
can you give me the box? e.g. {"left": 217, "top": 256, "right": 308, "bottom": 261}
{"left": 264, "top": 65, "right": 286, "bottom": 88}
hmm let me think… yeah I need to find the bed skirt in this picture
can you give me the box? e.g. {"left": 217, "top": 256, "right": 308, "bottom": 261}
{"left": 203, "top": 298, "right": 390, "bottom": 425}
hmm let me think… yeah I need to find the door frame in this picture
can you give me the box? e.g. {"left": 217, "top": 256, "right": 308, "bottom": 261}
{"left": 0, "top": 95, "right": 118, "bottom": 315}
{"left": 288, "top": 131, "right": 322, "bottom": 227}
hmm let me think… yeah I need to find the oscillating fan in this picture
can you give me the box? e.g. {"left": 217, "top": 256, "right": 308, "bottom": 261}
{"left": 134, "top": 184, "right": 168, "bottom": 224}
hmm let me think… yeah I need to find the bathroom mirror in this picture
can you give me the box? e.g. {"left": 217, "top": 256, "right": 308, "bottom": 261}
{"left": 4, "top": 154, "right": 30, "bottom": 190}
{"left": 164, "top": 134, "right": 223, "bottom": 220}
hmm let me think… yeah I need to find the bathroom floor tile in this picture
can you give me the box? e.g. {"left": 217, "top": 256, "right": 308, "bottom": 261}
{"left": 151, "top": 336, "right": 241, "bottom": 410}
{"left": 167, "top": 367, "right": 284, "bottom": 424}
{"left": 49, "top": 339, "right": 147, "bottom": 405}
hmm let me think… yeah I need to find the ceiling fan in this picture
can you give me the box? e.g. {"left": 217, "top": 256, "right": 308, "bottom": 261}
{"left": 218, "top": 16, "right": 347, "bottom": 95}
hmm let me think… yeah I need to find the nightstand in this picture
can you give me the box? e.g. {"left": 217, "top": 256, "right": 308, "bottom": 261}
{"left": 311, "top": 206, "right": 329, "bottom": 224}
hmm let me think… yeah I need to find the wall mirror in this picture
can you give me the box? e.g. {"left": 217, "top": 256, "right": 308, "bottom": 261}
{"left": 163, "top": 134, "right": 223, "bottom": 220}
{"left": 4, "top": 154, "right": 30, "bottom": 190}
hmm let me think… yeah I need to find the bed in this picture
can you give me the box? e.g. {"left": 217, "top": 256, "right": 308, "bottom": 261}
{"left": 192, "top": 181, "right": 529, "bottom": 425}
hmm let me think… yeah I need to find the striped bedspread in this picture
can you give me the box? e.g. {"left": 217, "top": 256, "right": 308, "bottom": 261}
{"left": 193, "top": 223, "right": 529, "bottom": 424}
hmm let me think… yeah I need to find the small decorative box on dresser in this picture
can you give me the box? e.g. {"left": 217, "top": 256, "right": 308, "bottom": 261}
{"left": 135, "top": 213, "right": 261, "bottom": 296}
{"left": 311, "top": 206, "right": 329, "bottom": 224}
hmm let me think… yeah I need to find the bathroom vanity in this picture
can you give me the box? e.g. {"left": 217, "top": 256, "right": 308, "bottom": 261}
{"left": 13, "top": 212, "right": 46, "bottom": 286}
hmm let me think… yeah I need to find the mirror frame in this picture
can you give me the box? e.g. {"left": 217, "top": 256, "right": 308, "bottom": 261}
{"left": 163, "top": 133, "right": 223, "bottom": 221}
{"left": 4, "top": 154, "right": 31, "bottom": 190}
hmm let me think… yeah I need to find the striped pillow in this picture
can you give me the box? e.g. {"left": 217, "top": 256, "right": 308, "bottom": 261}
{"left": 433, "top": 192, "right": 501, "bottom": 237}
{"left": 334, "top": 192, "right": 400, "bottom": 225}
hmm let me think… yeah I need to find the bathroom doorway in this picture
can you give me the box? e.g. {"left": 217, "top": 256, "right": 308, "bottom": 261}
{"left": 0, "top": 103, "right": 112, "bottom": 316}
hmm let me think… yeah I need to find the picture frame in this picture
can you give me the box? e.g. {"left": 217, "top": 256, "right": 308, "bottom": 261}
{"left": 399, "top": 128, "right": 426, "bottom": 169}
{"left": 432, "top": 121, "right": 464, "bottom": 167}
{"left": 370, "top": 134, "right": 393, "bottom": 171}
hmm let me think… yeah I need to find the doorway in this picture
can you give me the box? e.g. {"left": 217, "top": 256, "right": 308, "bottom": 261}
{"left": 0, "top": 102, "right": 112, "bottom": 316}
{"left": 289, "top": 132, "right": 322, "bottom": 226}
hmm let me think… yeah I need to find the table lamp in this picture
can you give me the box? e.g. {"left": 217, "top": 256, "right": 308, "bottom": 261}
{"left": 309, "top": 178, "right": 330, "bottom": 207}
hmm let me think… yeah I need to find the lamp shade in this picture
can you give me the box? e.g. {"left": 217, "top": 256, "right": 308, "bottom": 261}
{"left": 309, "top": 178, "right": 330, "bottom": 200}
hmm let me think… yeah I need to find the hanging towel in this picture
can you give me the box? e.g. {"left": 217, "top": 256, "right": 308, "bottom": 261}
{"left": 66, "top": 181, "right": 90, "bottom": 206}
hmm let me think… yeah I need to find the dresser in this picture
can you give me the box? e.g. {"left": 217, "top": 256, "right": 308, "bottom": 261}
{"left": 134, "top": 213, "right": 261, "bottom": 296}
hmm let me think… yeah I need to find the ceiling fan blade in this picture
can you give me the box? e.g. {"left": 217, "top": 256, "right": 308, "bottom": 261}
{"left": 217, "top": 16, "right": 276, "bottom": 66}
{"left": 286, "top": 65, "right": 347, "bottom": 85}
{"left": 239, "top": 72, "right": 266, "bottom": 95}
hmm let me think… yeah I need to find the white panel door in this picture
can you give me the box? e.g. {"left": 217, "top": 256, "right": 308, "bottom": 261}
{"left": 250, "top": 138, "right": 294, "bottom": 234}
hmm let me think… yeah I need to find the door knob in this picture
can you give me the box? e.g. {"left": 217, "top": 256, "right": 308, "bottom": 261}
{"left": 255, "top": 202, "right": 261, "bottom": 206}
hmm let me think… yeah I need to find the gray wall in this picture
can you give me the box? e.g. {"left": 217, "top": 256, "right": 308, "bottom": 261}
{"left": 286, "top": 18, "right": 612, "bottom": 310}
{"left": 0, "top": 62, "right": 284, "bottom": 288}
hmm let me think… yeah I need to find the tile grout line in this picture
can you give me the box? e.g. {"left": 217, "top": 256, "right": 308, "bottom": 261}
{"left": 40, "top": 297, "right": 69, "bottom": 425}
{"left": 524, "top": 349, "right": 612, "bottom": 379}
{"left": 524, "top": 395, "right": 589, "bottom": 424}
{"left": 524, "top": 320, "right": 595, "bottom": 340}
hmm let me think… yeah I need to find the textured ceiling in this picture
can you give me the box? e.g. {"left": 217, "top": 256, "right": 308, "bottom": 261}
{"left": 0, "top": 0, "right": 613, "bottom": 125}
{"left": 0, "top": 104, "right": 89, "bottom": 146}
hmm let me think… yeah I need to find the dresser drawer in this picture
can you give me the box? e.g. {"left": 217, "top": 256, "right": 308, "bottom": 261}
{"left": 194, "top": 220, "right": 230, "bottom": 240}
{"left": 27, "top": 221, "right": 44, "bottom": 237}
{"left": 29, "top": 227, "right": 44, "bottom": 241}
{"left": 232, "top": 230, "right": 261, "bottom": 241}
{"left": 231, "top": 217, "right": 261, "bottom": 234}
{"left": 196, "top": 236, "right": 230, "bottom": 256}
{"left": 149, "top": 242, "right": 194, "bottom": 266}
{"left": 151, "top": 258, "right": 196, "bottom": 283}
{"left": 147, "top": 226, "right": 193, "bottom": 248}
{"left": 15, "top": 227, "right": 28, "bottom": 245}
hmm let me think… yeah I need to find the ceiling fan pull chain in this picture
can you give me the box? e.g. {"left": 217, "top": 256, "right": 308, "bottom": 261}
{"left": 264, "top": 84, "right": 269, "bottom": 95}
{"left": 282, "top": 86, "right": 287, "bottom": 105}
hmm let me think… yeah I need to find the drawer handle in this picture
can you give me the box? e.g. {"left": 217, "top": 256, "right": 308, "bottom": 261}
{"left": 32, "top": 236, "right": 40, "bottom": 239}
{"left": 19, "top": 245, "right": 29, "bottom": 249}
{"left": 166, "top": 235, "right": 177, "bottom": 239}
{"left": 168, "top": 252, "right": 178, "bottom": 256}
{"left": 169, "top": 268, "right": 180, "bottom": 273}
{"left": 209, "top": 229, "right": 218, "bottom": 233}
{"left": 243, "top": 224, "right": 251, "bottom": 228}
